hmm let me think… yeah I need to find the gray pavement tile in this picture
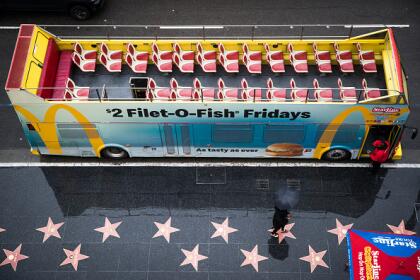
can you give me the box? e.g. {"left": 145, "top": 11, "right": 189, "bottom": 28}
{"left": 117, "top": 216, "right": 153, "bottom": 243}
{"left": 209, "top": 271, "right": 269, "bottom": 280}
{"left": 128, "top": 193, "right": 156, "bottom": 215}
{"left": 66, "top": 194, "right": 97, "bottom": 216}
{"left": 85, "top": 271, "right": 119, "bottom": 280}
{"left": 266, "top": 243, "right": 301, "bottom": 273}
{"left": 208, "top": 244, "right": 241, "bottom": 272}
{"left": 148, "top": 243, "right": 184, "bottom": 272}
{"left": 53, "top": 271, "right": 88, "bottom": 280}
{"left": 18, "top": 243, "right": 61, "bottom": 272}
{"left": 268, "top": 273, "right": 301, "bottom": 280}
{"left": 116, "top": 272, "right": 148, "bottom": 280}
{"left": 301, "top": 272, "right": 348, "bottom": 280}
{"left": 168, "top": 217, "right": 210, "bottom": 244}
{"left": 84, "top": 243, "right": 120, "bottom": 272}
{"left": 148, "top": 271, "right": 209, "bottom": 280}
{"left": 117, "top": 243, "right": 149, "bottom": 272}
{"left": 0, "top": 217, "right": 40, "bottom": 243}
{"left": 62, "top": 216, "right": 101, "bottom": 243}
{"left": 95, "top": 193, "right": 130, "bottom": 217}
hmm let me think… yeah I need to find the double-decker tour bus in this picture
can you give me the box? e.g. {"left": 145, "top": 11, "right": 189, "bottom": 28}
{"left": 5, "top": 24, "right": 412, "bottom": 160}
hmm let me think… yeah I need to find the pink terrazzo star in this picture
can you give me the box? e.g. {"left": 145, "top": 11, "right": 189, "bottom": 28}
{"left": 153, "top": 217, "right": 179, "bottom": 243}
{"left": 211, "top": 218, "right": 238, "bottom": 243}
{"left": 0, "top": 244, "right": 29, "bottom": 271}
{"left": 180, "top": 244, "right": 208, "bottom": 271}
{"left": 268, "top": 223, "right": 296, "bottom": 244}
{"left": 299, "top": 245, "right": 329, "bottom": 273}
{"left": 387, "top": 220, "right": 416, "bottom": 235}
{"left": 240, "top": 245, "right": 268, "bottom": 272}
{"left": 94, "top": 217, "right": 122, "bottom": 242}
{"left": 36, "top": 217, "right": 64, "bottom": 243}
{"left": 327, "top": 218, "right": 353, "bottom": 245}
{"left": 60, "top": 244, "right": 89, "bottom": 271}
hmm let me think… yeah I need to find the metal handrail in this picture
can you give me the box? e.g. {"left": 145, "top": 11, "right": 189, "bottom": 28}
{"left": 24, "top": 86, "right": 405, "bottom": 104}
{"left": 37, "top": 24, "right": 409, "bottom": 40}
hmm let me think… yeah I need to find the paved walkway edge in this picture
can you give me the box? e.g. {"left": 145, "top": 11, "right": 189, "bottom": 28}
{"left": 0, "top": 162, "right": 420, "bottom": 168}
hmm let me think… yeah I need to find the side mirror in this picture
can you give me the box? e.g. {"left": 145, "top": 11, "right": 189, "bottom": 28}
{"left": 411, "top": 128, "right": 418, "bottom": 140}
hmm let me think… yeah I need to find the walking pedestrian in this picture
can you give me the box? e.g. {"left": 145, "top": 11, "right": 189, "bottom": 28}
{"left": 271, "top": 207, "right": 291, "bottom": 237}
{"left": 369, "top": 139, "right": 390, "bottom": 170}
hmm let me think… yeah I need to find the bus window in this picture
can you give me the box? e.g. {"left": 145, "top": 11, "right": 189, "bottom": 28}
{"left": 180, "top": 125, "right": 191, "bottom": 155}
{"left": 263, "top": 124, "right": 305, "bottom": 144}
{"left": 316, "top": 124, "right": 361, "bottom": 146}
{"left": 212, "top": 125, "right": 253, "bottom": 143}
{"left": 163, "top": 125, "right": 176, "bottom": 154}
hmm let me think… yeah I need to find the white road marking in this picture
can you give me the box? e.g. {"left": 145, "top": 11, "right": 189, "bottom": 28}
{"left": 0, "top": 26, "right": 20, "bottom": 30}
{"left": 0, "top": 162, "right": 419, "bottom": 168}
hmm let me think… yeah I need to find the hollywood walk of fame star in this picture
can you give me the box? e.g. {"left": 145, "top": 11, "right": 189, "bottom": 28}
{"left": 60, "top": 244, "right": 89, "bottom": 271}
{"left": 180, "top": 244, "right": 208, "bottom": 271}
{"left": 36, "top": 217, "right": 64, "bottom": 243}
{"left": 94, "top": 217, "right": 122, "bottom": 242}
{"left": 153, "top": 217, "right": 180, "bottom": 243}
{"left": 0, "top": 244, "right": 29, "bottom": 271}
{"left": 240, "top": 245, "right": 268, "bottom": 272}
{"left": 327, "top": 218, "right": 354, "bottom": 245}
{"left": 387, "top": 220, "right": 416, "bottom": 235}
{"left": 299, "top": 245, "right": 329, "bottom": 273}
{"left": 211, "top": 217, "right": 238, "bottom": 243}
{"left": 268, "top": 223, "right": 296, "bottom": 244}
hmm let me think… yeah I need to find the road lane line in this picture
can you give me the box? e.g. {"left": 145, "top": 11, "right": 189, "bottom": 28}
{"left": 0, "top": 26, "right": 20, "bottom": 30}
{"left": 0, "top": 162, "right": 420, "bottom": 168}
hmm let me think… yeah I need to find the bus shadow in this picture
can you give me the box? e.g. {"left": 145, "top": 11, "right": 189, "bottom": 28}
{"left": 40, "top": 167, "right": 388, "bottom": 218}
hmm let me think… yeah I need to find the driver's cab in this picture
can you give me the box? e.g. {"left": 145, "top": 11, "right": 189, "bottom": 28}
{"left": 361, "top": 125, "right": 403, "bottom": 159}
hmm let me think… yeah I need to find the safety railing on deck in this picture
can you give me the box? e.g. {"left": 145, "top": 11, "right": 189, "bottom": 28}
{"left": 25, "top": 86, "right": 406, "bottom": 105}
{"left": 38, "top": 24, "right": 409, "bottom": 40}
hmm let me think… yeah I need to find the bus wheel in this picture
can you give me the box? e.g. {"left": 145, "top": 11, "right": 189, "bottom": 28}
{"left": 100, "top": 147, "right": 128, "bottom": 159}
{"left": 322, "top": 149, "right": 351, "bottom": 161}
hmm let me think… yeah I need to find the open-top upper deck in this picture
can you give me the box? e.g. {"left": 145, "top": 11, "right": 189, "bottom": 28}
{"left": 6, "top": 24, "right": 408, "bottom": 106}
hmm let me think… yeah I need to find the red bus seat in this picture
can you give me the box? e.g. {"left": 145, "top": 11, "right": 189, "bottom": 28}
{"left": 52, "top": 51, "right": 73, "bottom": 99}
{"left": 37, "top": 38, "right": 73, "bottom": 100}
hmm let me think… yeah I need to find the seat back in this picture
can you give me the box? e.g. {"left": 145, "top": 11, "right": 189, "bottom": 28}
{"left": 170, "top": 78, "right": 178, "bottom": 90}
{"left": 152, "top": 43, "right": 159, "bottom": 54}
{"left": 193, "top": 77, "right": 201, "bottom": 89}
{"left": 66, "top": 77, "right": 76, "bottom": 91}
{"left": 290, "top": 78, "right": 296, "bottom": 89}
{"left": 148, "top": 78, "right": 157, "bottom": 89}
{"left": 74, "top": 42, "right": 84, "bottom": 56}
{"left": 287, "top": 43, "right": 294, "bottom": 54}
{"left": 313, "top": 78, "right": 320, "bottom": 89}
{"left": 99, "top": 53, "right": 108, "bottom": 66}
{"left": 100, "top": 43, "right": 110, "bottom": 57}
{"left": 173, "top": 52, "right": 181, "bottom": 66}
{"left": 37, "top": 38, "right": 60, "bottom": 99}
{"left": 126, "top": 53, "right": 134, "bottom": 67}
{"left": 218, "top": 43, "right": 225, "bottom": 54}
{"left": 173, "top": 42, "right": 181, "bottom": 54}
{"left": 127, "top": 43, "right": 136, "bottom": 57}
{"left": 217, "top": 78, "right": 225, "bottom": 89}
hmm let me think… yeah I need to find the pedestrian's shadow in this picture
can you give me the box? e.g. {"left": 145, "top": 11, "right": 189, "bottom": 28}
{"left": 268, "top": 237, "right": 289, "bottom": 260}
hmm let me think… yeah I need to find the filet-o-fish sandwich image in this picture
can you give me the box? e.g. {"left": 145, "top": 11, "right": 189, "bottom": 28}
{"left": 265, "top": 143, "right": 304, "bottom": 157}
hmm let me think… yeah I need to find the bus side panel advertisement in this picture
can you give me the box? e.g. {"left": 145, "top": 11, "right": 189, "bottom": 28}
{"left": 13, "top": 102, "right": 409, "bottom": 158}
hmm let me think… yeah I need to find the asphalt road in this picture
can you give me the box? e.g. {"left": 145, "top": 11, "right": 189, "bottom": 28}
{"left": 0, "top": 0, "right": 419, "bottom": 162}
